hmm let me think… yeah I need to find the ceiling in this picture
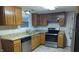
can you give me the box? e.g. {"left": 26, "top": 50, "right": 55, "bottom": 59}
{"left": 21, "top": 6, "right": 76, "bottom": 14}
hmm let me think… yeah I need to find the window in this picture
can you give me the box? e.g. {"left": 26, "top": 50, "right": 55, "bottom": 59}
{"left": 21, "top": 12, "right": 30, "bottom": 27}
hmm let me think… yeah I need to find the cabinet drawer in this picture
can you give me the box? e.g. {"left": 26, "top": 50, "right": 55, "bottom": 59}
{"left": 14, "top": 40, "right": 21, "bottom": 44}
{"left": 58, "top": 34, "right": 63, "bottom": 36}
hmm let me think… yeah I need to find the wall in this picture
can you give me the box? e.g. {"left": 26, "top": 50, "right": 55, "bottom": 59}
{"left": 64, "top": 12, "right": 75, "bottom": 47}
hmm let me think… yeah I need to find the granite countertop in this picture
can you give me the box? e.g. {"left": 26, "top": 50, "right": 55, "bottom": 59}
{"left": 0, "top": 30, "right": 47, "bottom": 40}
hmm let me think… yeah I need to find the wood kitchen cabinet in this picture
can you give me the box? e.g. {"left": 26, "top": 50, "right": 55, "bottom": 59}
{"left": 0, "top": 6, "right": 22, "bottom": 25}
{"left": 13, "top": 39, "right": 21, "bottom": 52}
{"left": 32, "top": 14, "right": 48, "bottom": 26}
{"left": 31, "top": 33, "right": 45, "bottom": 49}
{"left": 4, "top": 6, "right": 15, "bottom": 25}
{"left": 31, "top": 34, "right": 40, "bottom": 49}
{"left": 58, "top": 31, "right": 65, "bottom": 48}
{"left": 39, "top": 14, "right": 48, "bottom": 26}
{"left": 31, "top": 35, "right": 37, "bottom": 49}
{"left": 40, "top": 33, "right": 45, "bottom": 44}
{"left": 15, "top": 7, "right": 22, "bottom": 25}
{"left": 32, "top": 14, "right": 38, "bottom": 26}
{"left": 36, "top": 34, "right": 41, "bottom": 45}
{"left": 1, "top": 39, "right": 21, "bottom": 52}
{"left": 58, "top": 18, "right": 65, "bottom": 26}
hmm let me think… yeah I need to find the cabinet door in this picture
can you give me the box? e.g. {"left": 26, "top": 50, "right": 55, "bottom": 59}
{"left": 40, "top": 33, "right": 45, "bottom": 44}
{"left": 31, "top": 34, "right": 41, "bottom": 49}
{"left": 32, "top": 14, "right": 38, "bottom": 26}
{"left": 43, "top": 15, "right": 48, "bottom": 26}
{"left": 4, "top": 6, "right": 15, "bottom": 25}
{"left": 1, "top": 39, "right": 21, "bottom": 52}
{"left": 39, "top": 14, "right": 43, "bottom": 26}
{"left": 39, "top": 14, "right": 48, "bottom": 26}
{"left": 31, "top": 35, "right": 36, "bottom": 49}
{"left": 37, "top": 14, "right": 40, "bottom": 26}
{"left": 58, "top": 32, "right": 64, "bottom": 48}
{"left": 1, "top": 40, "right": 14, "bottom": 52}
{"left": 13, "top": 40, "right": 21, "bottom": 52}
{"left": 36, "top": 34, "right": 40, "bottom": 46}
{"left": 15, "top": 7, "right": 22, "bottom": 25}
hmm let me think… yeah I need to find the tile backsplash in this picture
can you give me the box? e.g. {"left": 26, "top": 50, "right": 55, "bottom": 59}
{"left": 0, "top": 27, "right": 30, "bottom": 35}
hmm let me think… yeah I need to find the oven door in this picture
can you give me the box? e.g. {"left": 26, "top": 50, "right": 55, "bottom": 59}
{"left": 45, "top": 34, "right": 58, "bottom": 48}
{"left": 45, "top": 34, "right": 58, "bottom": 42}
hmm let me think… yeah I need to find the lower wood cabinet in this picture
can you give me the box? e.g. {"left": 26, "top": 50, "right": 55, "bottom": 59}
{"left": 31, "top": 34, "right": 40, "bottom": 49}
{"left": 40, "top": 33, "right": 45, "bottom": 44}
{"left": 31, "top": 35, "right": 36, "bottom": 49}
{"left": 31, "top": 33, "right": 45, "bottom": 49}
{"left": 1, "top": 33, "right": 45, "bottom": 51}
{"left": 1, "top": 39, "right": 21, "bottom": 52}
{"left": 58, "top": 31, "right": 65, "bottom": 48}
{"left": 13, "top": 40, "right": 21, "bottom": 52}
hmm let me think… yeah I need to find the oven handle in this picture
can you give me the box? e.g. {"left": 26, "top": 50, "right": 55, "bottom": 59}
{"left": 45, "top": 34, "right": 58, "bottom": 36}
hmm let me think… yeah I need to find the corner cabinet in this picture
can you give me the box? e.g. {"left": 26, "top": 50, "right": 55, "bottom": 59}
{"left": 58, "top": 18, "right": 65, "bottom": 26}
{"left": 0, "top": 6, "right": 22, "bottom": 25}
{"left": 31, "top": 33, "right": 45, "bottom": 50}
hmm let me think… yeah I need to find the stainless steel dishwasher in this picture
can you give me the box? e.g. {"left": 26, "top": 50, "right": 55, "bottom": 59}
{"left": 21, "top": 36, "right": 32, "bottom": 52}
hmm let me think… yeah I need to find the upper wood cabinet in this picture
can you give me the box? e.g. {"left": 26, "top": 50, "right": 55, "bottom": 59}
{"left": 4, "top": 6, "right": 15, "bottom": 25}
{"left": 58, "top": 18, "right": 64, "bottom": 26}
{"left": 0, "top": 6, "right": 22, "bottom": 25}
{"left": 32, "top": 14, "right": 48, "bottom": 26}
{"left": 39, "top": 14, "right": 48, "bottom": 26}
{"left": 15, "top": 7, "right": 22, "bottom": 25}
{"left": 32, "top": 14, "right": 38, "bottom": 26}
{"left": 32, "top": 13, "right": 66, "bottom": 26}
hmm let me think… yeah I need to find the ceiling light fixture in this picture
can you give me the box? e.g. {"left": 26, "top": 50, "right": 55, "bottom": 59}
{"left": 42, "top": 6, "right": 56, "bottom": 10}
{"left": 24, "top": 10, "right": 30, "bottom": 14}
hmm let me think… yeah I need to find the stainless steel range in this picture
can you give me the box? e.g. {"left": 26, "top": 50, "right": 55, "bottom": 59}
{"left": 45, "top": 28, "right": 59, "bottom": 48}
